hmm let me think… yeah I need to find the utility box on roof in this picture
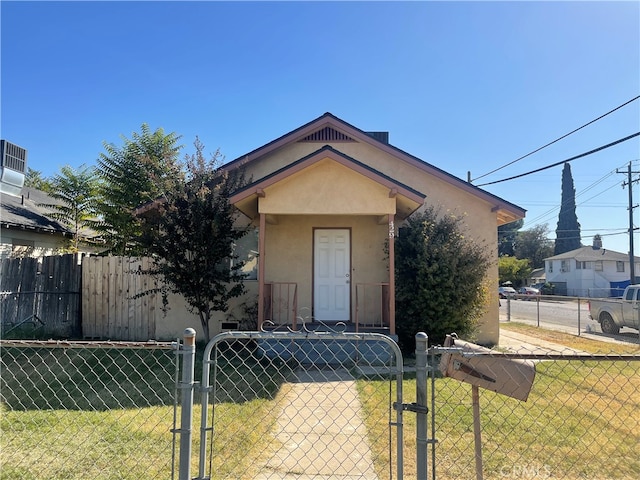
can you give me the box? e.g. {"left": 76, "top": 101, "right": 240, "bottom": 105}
{"left": 439, "top": 334, "right": 536, "bottom": 401}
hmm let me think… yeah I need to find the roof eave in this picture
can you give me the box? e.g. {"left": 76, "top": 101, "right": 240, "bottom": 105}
{"left": 222, "top": 112, "right": 525, "bottom": 223}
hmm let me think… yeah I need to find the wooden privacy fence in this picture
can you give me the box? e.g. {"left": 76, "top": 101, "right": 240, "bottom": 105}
{"left": 1, "top": 254, "right": 82, "bottom": 337}
{"left": 82, "top": 256, "right": 158, "bottom": 341}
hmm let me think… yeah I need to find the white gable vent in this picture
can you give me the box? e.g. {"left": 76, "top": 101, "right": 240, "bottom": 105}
{"left": 298, "top": 127, "right": 356, "bottom": 143}
{"left": 1, "top": 140, "right": 27, "bottom": 197}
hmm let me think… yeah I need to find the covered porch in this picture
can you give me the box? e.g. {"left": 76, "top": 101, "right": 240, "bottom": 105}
{"left": 229, "top": 147, "right": 425, "bottom": 337}
{"left": 263, "top": 267, "right": 391, "bottom": 334}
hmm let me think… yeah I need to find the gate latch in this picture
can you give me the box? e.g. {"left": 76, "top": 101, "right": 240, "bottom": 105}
{"left": 393, "top": 401, "right": 428, "bottom": 414}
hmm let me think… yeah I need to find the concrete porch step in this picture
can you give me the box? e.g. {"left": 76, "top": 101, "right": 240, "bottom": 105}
{"left": 256, "top": 329, "right": 398, "bottom": 367}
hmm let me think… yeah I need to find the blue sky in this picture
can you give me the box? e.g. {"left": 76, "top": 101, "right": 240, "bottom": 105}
{"left": 2, "top": 1, "right": 639, "bottom": 254}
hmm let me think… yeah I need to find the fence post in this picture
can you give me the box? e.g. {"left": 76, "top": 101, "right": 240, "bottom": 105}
{"left": 416, "top": 332, "right": 429, "bottom": 480}
{"left": 179, "top": 328, "right": 196, "bottom": 480}
{"left": 577, "top": 298, "right": 581, "bottom": 336}
{"left": 472, "top": 385, "right": 484, "bottom": 480}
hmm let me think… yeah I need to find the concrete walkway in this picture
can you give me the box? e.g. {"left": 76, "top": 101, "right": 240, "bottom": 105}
{"left": 255, "top": 323, "right": 633, "bottom": 479}
{"left": 255, "top": 367, "right": 378, "bottom": 479}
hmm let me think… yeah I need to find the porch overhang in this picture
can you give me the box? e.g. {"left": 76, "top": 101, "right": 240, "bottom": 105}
{"left": 229, "top": 145, "right": 426, "bottom": 220}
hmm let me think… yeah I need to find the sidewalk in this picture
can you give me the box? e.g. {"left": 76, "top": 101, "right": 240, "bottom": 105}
{"left": 255, "top": 367, "right": 378, "bottom": 479}
{"left": 499, "top": 327, "right": 587, "bottom": 354}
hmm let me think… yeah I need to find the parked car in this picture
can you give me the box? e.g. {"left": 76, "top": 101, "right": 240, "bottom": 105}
{"left": 499, "top": 286, "right": 517, "bottom": 299}
{"left": 588, "top": 285, "right": 640, "bottom": 334}
{"left": 518, "top": 286, "right": 540, "bottom": 296}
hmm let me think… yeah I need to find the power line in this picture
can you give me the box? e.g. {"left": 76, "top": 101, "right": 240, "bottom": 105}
{"left": 471, "top": 95, "right": 640, "bottom": 182}
{"left": 476, "top": 132, "right": 640, "bottom": 187}
{"left": 541, "top": 230, "right": 630, "bottom": 242}
{"left": 521, "top": 160, "right": 637, "bottom": 228}
{"left": 526, "top": 177, "right": 621, "bottom": 227}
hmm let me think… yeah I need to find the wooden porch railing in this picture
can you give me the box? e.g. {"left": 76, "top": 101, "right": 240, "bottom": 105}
{"left": 263, "top": 282, "right": 298, "bottom": 329}
{"left": 355, "top": 282, "right": 390, "bottom": 333}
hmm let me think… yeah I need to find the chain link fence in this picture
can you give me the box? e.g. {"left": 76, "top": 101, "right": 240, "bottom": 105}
{"left": 2, "top": 332, "right": 639, "bottom": 480}
{"left": 426, "top": 346, "right": 640, "bottom": 480}
{"left": 0, "top": 339, "right": 180, "bottom": 480}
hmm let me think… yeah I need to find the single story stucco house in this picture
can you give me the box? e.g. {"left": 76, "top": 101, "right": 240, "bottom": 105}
{"left": 200, "top": 112, "right": 525, "bottom": 345}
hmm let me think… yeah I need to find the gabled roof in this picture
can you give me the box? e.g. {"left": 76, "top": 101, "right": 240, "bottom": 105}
{"left": 545, "top": 246, "right": 640, "bottom": 263}
{"left": 230, "top": 145, "right": 426, "bottom": 220}
{"left": 0, "top": 187, "right": 70, "bottom": 235}
{"left": 230, "top": 144, "right": 426, "bottom": 201}
{"left": 529, "top": 267, "right": 545, "bottom": 277}
{"left": 222, "top": 112, "right": 525, "bottom": 224}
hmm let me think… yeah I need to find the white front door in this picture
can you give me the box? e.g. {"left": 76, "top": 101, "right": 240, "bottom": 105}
{"left": 314, "top": 229, "right": 350, "bottom": 322}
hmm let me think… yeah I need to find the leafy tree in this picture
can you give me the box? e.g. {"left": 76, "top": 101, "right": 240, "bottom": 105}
{"left": 95, "top": 124, "right": 182, "bottom": 255}
{"left": 498, "top": 219, "right": 523, "bottom": 257}
{"left": 39, "top": 164, "right": 99, "bottom": 252}
{"left": 498, "top": 255, "right": 531, "bottom": 288}
{"left": 138, "top": 139, "right": 247, "bottom": 341}
{"left": 514, "top": 224, "right": 554, "bottom": 269}
{"left": 24, "top": 167, "right": 53, "bottom": 192}
{"left": 394, "top": 207, "right": 491, "bottom": 351}
{"left": 554, "top": 162, "right": 581, "bottom": 255}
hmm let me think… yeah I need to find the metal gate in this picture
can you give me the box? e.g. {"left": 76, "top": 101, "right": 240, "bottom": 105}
{"left": 192, "top": 329, "right": 405, "bottom": 480}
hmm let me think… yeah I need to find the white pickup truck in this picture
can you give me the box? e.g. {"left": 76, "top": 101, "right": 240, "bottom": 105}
{"left": 589, "top": 285, "right": 640, "bottom": 334}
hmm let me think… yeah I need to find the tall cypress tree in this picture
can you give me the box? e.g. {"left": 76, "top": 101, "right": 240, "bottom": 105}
{"left": 554, "top": 162, "right": 581, "bottom": 255}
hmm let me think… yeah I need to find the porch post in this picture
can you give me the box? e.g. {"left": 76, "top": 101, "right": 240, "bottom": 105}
{"left": 389, "top": 214, "right": 396, "bottom": 336}
{"left": 258, "top": 212, "right": 266, "bottom": 330}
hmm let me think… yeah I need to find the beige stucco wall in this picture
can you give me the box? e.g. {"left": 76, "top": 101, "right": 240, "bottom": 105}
{"left": 153, "top": 282, "right": 259, "bottom": 341}
{"left": 154, "top": 214, "right": 389, "bottom": 338}
{"left": 263, "top": 214, "right": 389, "bottom": 322}
{"left": 261, "top": 159, "right": 396, "bottom": 215}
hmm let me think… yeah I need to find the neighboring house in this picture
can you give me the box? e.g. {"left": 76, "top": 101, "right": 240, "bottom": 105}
{"left": 544, "top": 242, "right": 639, "bottom": 297}
{"left": 0, "top": 140, "right": 98, "bottom": 259}
{"left": 209, "top": 112, "right": 525, "bottom": 345}
{"left": 0, "top": 140, "right": 70, "bottom": 259}
{"left": 527, "top": 268, "right": 546, "bottom": 286}
{"left": 1, "top": 186, "right": 73, "bottom": 259}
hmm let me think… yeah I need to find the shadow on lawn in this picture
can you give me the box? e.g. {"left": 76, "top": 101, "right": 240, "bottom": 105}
{"left": 1, "top": 340, "right": 289, "bottom": 411}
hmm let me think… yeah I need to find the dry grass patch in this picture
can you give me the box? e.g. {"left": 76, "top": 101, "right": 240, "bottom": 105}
{"left": 358, "top": 346, "right": 640, "bottom": 479}
{"left": 501, "top": 322, "right": 640, "bottom": 354}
